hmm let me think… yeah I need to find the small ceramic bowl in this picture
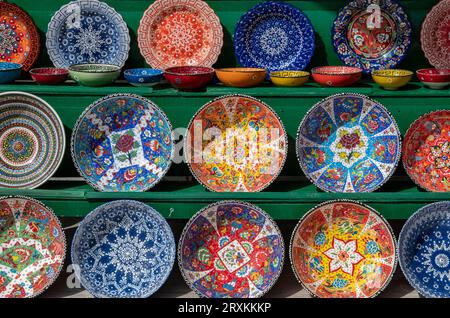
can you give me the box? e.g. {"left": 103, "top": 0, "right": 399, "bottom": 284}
{"left": 68, "top": 64, "right": 121, "bottom": 87}
{"left": 0, "top": 62, "right": 22, "bottom": 84}
{"left": 270, "top": 70, "right": 310, "bottom": 87}
{"left": 311, "top": 66, "right": 362, "bottom": 87}
{"left": 215, "top": 67, "right": 266, "bottom": 87}
{"left": 164, "top": 66, "right": 214, "bottom": 91}
{"left": 372, "top": 69, "right": 413, "bottom": 90}
{"left": 124, "top": 68, "right": 164, "bottom": 87}
{"left": 416, "top": 68, "right": 450, "bottom": 90}
{"left": 29, "top": 67, "right": 69, "bottom": 85}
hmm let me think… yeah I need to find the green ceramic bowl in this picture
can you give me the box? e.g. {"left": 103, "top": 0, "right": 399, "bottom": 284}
{"left": 68, "top": 64, "right": 121, "bottom": 86}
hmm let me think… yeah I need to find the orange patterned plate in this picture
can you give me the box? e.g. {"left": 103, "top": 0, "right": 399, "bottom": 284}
{"left": 290, "top": 200, "right": 397, "bottom": 298}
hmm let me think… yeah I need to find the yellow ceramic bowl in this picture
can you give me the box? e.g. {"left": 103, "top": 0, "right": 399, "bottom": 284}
{"left": 372, "top": 69, "right": 413, "bottom": 90}
{"left": 215, "top": 67, "right": 266, "bottom": 87}
{"left": 270, "top": 71, "right": 310, "bottom": 87}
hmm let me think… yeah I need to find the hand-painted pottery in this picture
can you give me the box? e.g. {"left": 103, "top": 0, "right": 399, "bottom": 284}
{"left": 0, "top": 62, "right": 22, "bottom": 84}
{"left": 71, "top": 94, "right": 173, "bottom": 192}
{"left": 421, "top": 0, "right": 450, "bottom": 69}
{"left": 164, "top": 66, "right": 214, "bottom": 91}
{"left": 29, "top": 68, "right": 69, "bottom": 85}
{"left": 71, "top": 200, "right": 175, "bottom": 298}
{"left": 68, "top": 63, "right": 121, "bottom": 86}
{"left": 290, "top": 200, "right": 397, "bottom": 298}
{"left": 296, "top": 93, "right": 401, "bottom": 193}
{"left": 215, "top": 68, "right": 266, "bottom": 88}
{"left": 185, "top": 95, "right": 287, "bottom": 192}
{"left": 124, "top": 68, "right": 164, "bottom": 87}
{"left": 234, "top": 1, "right": 314, "bottom": 74}
{"left": 416, "top": 68, "right": 450, "bottom": 90}
{"left": 311, "top": 66, "right": 362, "bottom": 87}
{"left": 0, "top": 196, "right": 66, "bottom": 298}
{"left": 399, "top": 202, "right": 450, "bottom": 298}
{"left": 371, "top": 69, "right": 413, "bottom": 90}
{"left": 332, "top": 0, "right": 411, "bottom": 73}
{"left": 179, "top": 201, "right": 284, "bottom": 298}
{"left": 0, "top": 2, "right": 39, "bottom": 71}
{"left": 0, "top": 92, "right": 65, "bottom": 189}
{"left": 402, "top": 110, "right": 450, "bottom": 192}
{"left": 270, "top": 71, "right": 309, "bottom": 87}
{"left": 46, "top": 0, "right": 130, "bottom": 68}
{"left": 138, "top": 0, "right": 223, "bottom": 69}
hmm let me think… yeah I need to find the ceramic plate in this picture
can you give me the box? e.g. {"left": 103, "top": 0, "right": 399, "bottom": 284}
{"left": 403, "top": 110, "right": 450, "bottom": 192}
{"left": 332, "top": 0, "right": 411, "bottom": 73}
{"left": 399, "top": 202, "right": 450, "bottom": 298}
{"left": 0, "top": 196, "right": 66, "bottom": 298}
{"left": 0, "top": 92, "right": 65, "bottom": 189}
{"left": 296, "top": 93, "right": 401, "bottom": 193}
{"left": 0, "top": 2, "right": 40, "bottom": 71}
{"left": 290, "top": 200, "right": 397, "bottom": 298}
{"left": 178, "top": 200, "right": 284, "bottom": 298}
{"left": 71, "top": 200, "right": 175, "bottom": 298}
{"left": 421, "top": 0, "right": 450, "bottom": 69}
{"left": 234, "top": 1, "right": 315, "bottom": 73}
{"left": 46, "top": 0, "right": 130, "bottom": 68}
{"left": 185, "top": 94, "right": 287, "bottom": 192}
{"left": 138, "top": 0, "right": 223, "bottom": 69}
{"left": 71, "top": 94, "right": 173, "bottom": 192}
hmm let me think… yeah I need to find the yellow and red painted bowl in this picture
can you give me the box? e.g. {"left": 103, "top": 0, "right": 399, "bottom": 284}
{"left": 270, "top": 70, "right": 310, "bottom": 87}
{"left": 371, "top": 69, "right": 413, "bottom": 90}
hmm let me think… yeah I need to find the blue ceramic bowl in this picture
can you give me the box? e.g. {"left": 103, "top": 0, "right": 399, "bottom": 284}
{"left": 124, "top": 68, "right": 164, "bottom": 87}
{"left": 0, "top": 62, "right": 22, "bottom": 84}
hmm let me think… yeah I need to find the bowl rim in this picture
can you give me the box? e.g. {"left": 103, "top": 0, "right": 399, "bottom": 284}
{"left": 215, "top": 67, "right": 267, "bottom": 73}
{"left": 124, "top": 68, "right": 164, "bottom": 76}
{"left": 68, "top": 63, "right": 121, "bottom": 73}
{"left": 0, "top": 62, "right": 22, "bottom": 71}
{"left": 416, "top": 68, "right": 450, "bottom": 76}
{"left": 270, "top": 70, "right": 310, "bottom": 78}
{"left": 311, "top": 66, "right": 362, "bottom": 75}
{"left": 29, "top": 67, "right": 69, "bottom": 75}
{"left": 371, "top": 69, "right": 414, "bottom": 77}
{"left": 164, "top": 66, "right": 215, "bottom": 76}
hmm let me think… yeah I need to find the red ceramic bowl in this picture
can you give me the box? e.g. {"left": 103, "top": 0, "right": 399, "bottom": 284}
{"left": 311, "top": 66, "right": 362, "bottom": 87}
{"left": 416, "top": 68, "right": 450, "bottom": 89}
{"left": 164, "top": 66, "right": 214, "bottom": 91}
{"left": 29, "top": 68, "right": 69, "bottom": 85}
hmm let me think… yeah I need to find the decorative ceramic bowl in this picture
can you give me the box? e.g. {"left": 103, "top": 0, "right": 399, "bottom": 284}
{"left": 124, "top": 68, "right": 164, "bottom": 87}
{"left": 0, "top": 196, "right": 66, "bottom": 298}
{"left": 178, "top": 200, "right": 284, "bottom": 298}
{"left": 215, "top": 68, "right": 266, "bottom": 87}
{"left": 399, "top": 201, "right": 450, "bottom": 298}
{"left": 0, "top": 62, "right": 22, "bottom": 84}
{"left": 29, "top": 68, "right": 69, "bottom": 85}
{"left": 372, "top": 69, "right": 413, "bottom": 90}
{"left": 164, "top": 66, "right": 214, "bottom": 91}
{"left": 416, "top": 68, "right": 450, "bottom": 90}
{"left": 311, "top": 66, "right": 362, "bottom": 87}
{"left": 68, "top": 64, "right": 121, "bottom": 87}
{"left": 270, "top": 71, "right": 309, "bottom": 87}
{"left": 290, "top": 200, "right": 397, "bottom": 298}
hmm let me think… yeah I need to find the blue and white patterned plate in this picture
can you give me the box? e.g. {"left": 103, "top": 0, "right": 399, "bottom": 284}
{"left": 71, "top": 200, "right": 176, "bottom": 298}
{"left": 399, "top": 202, "right": 450, "bottom": 298}
{"left": 234, "top": 1, "right": 315, "bottom": 73}
{"left": 46, "top": 0, "right": 130, "bottom": 68}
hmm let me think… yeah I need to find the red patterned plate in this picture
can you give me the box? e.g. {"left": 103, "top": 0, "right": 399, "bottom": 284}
{"left": 0, "top": 2, "right": 39, "bottom": 71}
{"left": 138, "top": 0, "right": 223, "bottom": 69}
{"left": 403, "top": 110, "right": 450, "bottom": 192}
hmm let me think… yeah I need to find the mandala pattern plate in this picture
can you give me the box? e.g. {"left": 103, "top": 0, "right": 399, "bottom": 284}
{"left": 296, "top": 93, "right": 401, "bottom": 193}
{"left": 185, "top": 95, "right": 287, "bottom": 192}
{"left": 0, "top": 92, "right": 65, "bottom": 189}
{"left": 290, "top": 200, "right": 397, "bottom": 298}
{"left": 71, "top": 94, "right": 173, "bottom": 192}
{"left": 399, "top": 202, "right": 450, "bottom": 298}
{"left": 421, "top": 0, "right": 450, "bottom": 69}
{"left": 71, "top": 200, "right": 175, "bottom": 298}
{"left": 403, "top": 111, "right": 450, "bottom": 192}
{"left": 179, "top": 201, "right": 284, "bottom": 298}
{"left": 138, "top": 0, "right": 223, "bottom": 69}
{"left": 332, "top": 0, "right": 411, "bottom": 73}
{"left": 0, "top": 196, "right": 66, "bottom": 298}
{"left": 46, "top": 0, "right": 130, "bottom": 68}
{"left": 234, "top": 1, "right": 315, "bottom": 73}
{"left": 0, "top": 2, "right": 40, "bottom": 71}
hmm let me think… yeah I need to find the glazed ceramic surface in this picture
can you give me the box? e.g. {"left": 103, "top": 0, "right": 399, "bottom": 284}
{"left": 399, "top": 201, "right": 450, "bottom": 298}
{"left": 185, "top": 95, "right": 287, "bottom": 192}
{"left": 290, "top": 201, "right": 397, "bottom": 298}
{"left": 421, "top": 0, "right": 450, "bottom": 69}
{"left": 124, "top": 68, "right": 164, "bottom": 87}
{"left": 0, "top": 2, "right": 39, "bottom": 71}
{"left": 71, "top": 200, "right": 175, "bottom": 298}
{"left": 0, "top": 196, "right": 65, "bottom": 298}
{"left": 0, "top": 62, "right": 21, "bottom": 84}
{"left": 416, "top": 68, "right": 450, "bottom": 89}
{"left": 371, "top": 69, "right": 413, "bottom": 90}
{"left": 270, "top": 71, "right": 309, "bottom": 87}
{"left": 311, "top": 66, "right": 362, "bottom": 87}
{"left": 215, "top": 68, "right": 266, "bottom": 87}
{"left": 29, "top": 68, "right": 69, "bottom": 85}
{"left": 179, "top": 201, "right": 284, "bottom": 298}
{"left": 68, "top": 63, "right": 121, "bottom": 86}
{"left": 46, "top": 0, "right": 130, "bottom": 68}
{"left": 234, "top": 1, "right": 314, "bottom": 73}
{"left": 332, "top": 0, "right": 411, "bottom": 73}
{"left": 164, "top": 66, "right": 214, "bottom": 91}
{"left": 403, "top": 110, "right": 450, "bottom": 192}
{"left": 138, "top": 0, "right": 223, "bottom": 69}
{"left": 296, "top": 93, "right": 401, "bottom": 193}
{"left": 0, "top": 92, "right": 65, "bottom": 189}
